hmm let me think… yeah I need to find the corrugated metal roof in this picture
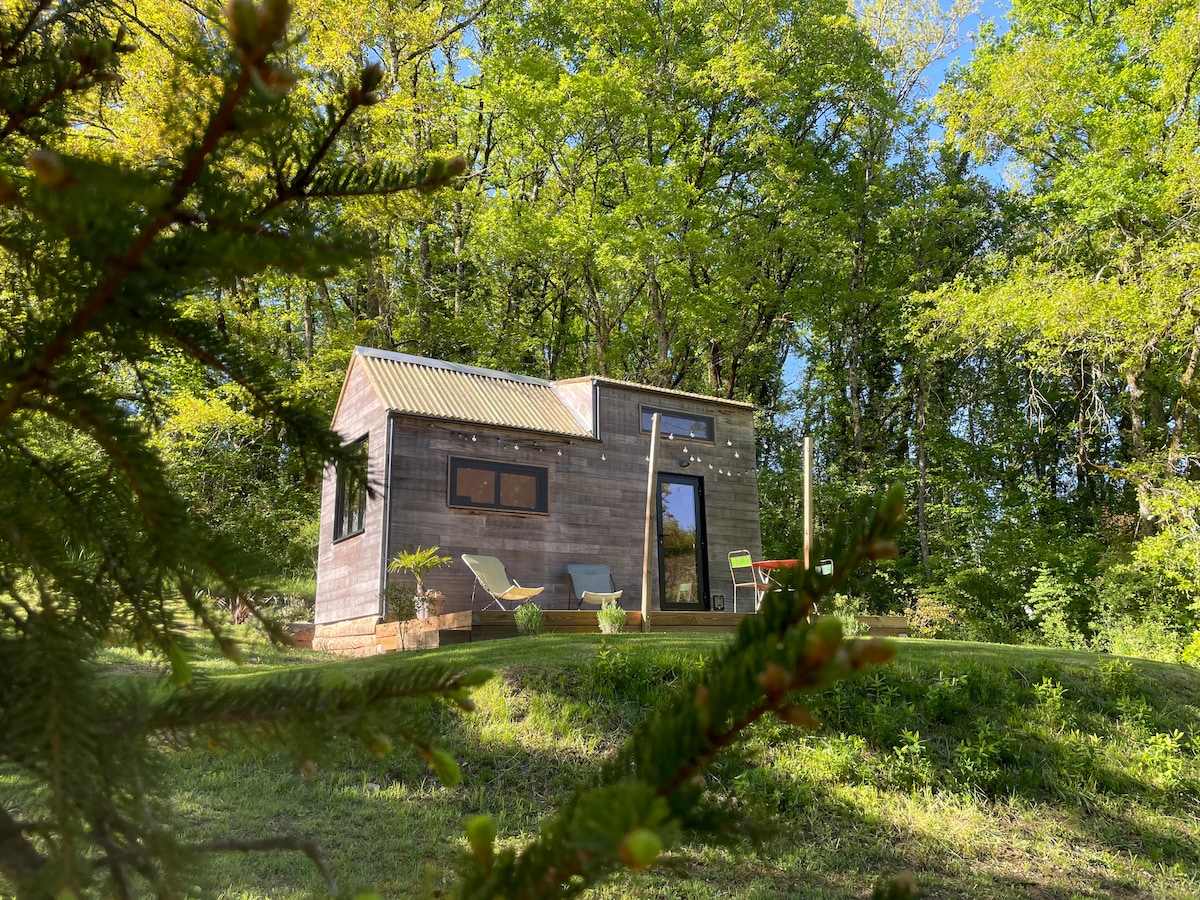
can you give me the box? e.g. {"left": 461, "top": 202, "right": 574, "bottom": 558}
{"left": 355, "top": 348, "right": 594, "bottom": 438}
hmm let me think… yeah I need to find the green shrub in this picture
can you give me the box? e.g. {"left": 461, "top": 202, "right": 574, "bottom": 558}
{"left": 1182, "top": 631, "right": 1200, "bottom": 668}
{"left": 596, "top": 599, "right": 626, "bottom": 634}
{"left": 906, "top": 592, "right": 963, "bottom": 639}
{"left": 1093, "top": 615, "right": 1185, "bottom": 663}
{"left": 1025, "top": 568, "right": 1092, "bottom": 649}
{"left": 918, "top": 569, "right": 1027, "bottom": 643}
{"left": 514, "top": 601, "right": 544, "bottom": 636}
{"left": 381, "top": 582, "right": 418, "bottom": 623}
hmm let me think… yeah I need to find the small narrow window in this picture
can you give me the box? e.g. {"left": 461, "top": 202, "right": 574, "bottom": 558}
{"left": 334, "top": 437, "right": 368, "bottom": 540}
{"left": 449, "top": 457, "right": 548, "bottom": 513}
{"left": 640, "top": 405, "right": 715, "bottom": 442}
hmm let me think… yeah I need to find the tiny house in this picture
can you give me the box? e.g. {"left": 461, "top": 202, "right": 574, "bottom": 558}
{"left": 314, "top": 347, "right": 763, "bottom": 625}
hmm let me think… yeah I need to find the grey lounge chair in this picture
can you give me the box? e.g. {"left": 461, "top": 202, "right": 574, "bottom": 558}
{"left": 462, "top": 554, "right": 545, "bottom": 610}
{"left": 566, "top": 564, "right": 623, "bottom": 610}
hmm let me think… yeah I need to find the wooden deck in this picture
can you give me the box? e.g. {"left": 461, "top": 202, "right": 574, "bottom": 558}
{"left": 310, "top": 610, "right": 908, "bottom": 656}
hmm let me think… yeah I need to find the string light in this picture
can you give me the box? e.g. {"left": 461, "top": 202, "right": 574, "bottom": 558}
{"left": 419, "top": 422, "right": 759, "bottom": 479}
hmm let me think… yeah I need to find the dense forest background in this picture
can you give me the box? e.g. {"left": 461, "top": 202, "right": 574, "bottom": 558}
{"left": 93, "top": 0, "right": 1200, "bottom": 660}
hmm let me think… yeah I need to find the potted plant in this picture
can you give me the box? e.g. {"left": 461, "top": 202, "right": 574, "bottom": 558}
{"left": 387, "top": 546, "right": 452, "bottom": 618}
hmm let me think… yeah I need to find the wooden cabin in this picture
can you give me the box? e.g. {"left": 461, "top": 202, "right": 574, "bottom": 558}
{"left": 314, "top": 347, "right": 763, "bottom": 625}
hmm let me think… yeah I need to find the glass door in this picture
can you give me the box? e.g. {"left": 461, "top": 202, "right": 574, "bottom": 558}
{"left": 657, "top": 474, "right": 708, "bottom": 610}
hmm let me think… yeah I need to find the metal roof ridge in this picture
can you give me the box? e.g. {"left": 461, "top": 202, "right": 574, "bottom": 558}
{"left": 584, "top": 375, "right": 755, "bottom": 409}
{"left": 354, "top": 346, "right": 554, "bottom": 387}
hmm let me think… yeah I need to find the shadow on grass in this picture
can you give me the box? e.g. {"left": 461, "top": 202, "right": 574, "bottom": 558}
{"left": 169, "top": 634, "right": 1200, "bottom": 898}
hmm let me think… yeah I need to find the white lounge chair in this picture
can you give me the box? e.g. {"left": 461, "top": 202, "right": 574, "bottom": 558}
{"left": 461, "top": 554, "right": 545, "bottom": 611}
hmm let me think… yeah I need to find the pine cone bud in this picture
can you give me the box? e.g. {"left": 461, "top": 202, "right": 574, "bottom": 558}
{"left": 465, "top": 814, "right": 497, "bottom": 870}
{"left": 361, "top": 63, "right": 384, "bottom": 93}
{"left": 618, "top": 828, "right": 662, "bottom": 870}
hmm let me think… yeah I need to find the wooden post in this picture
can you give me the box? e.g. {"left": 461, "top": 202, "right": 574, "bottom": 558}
{"left": 641, "top": 413, "right": 662, "bottom": 628}
{"left": 803, "top": 435, "right": 813, "bottom": 570}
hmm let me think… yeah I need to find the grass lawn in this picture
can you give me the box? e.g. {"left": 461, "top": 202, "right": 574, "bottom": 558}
{"left": 135, "top": 634, "right": 1200, "bottom": 898}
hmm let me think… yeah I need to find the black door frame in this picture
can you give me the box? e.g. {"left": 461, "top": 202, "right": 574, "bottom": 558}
{"left": 656, "top": 473, "right": 709, "bottom": 611}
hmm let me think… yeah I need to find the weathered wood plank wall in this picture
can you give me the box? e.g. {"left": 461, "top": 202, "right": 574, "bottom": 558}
{"left": 314, "top": 360, "right": 389, "bottom": 625}
{"left": 382, "top": 381, "right": 761, "bottom": 617}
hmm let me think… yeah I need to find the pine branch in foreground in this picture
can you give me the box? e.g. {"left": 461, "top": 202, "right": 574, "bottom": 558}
{"left": 453, "top": 483, "right": 913, "bottom": 900}
{"left": 0, "top": 0, "right": 474, "bottom": 895}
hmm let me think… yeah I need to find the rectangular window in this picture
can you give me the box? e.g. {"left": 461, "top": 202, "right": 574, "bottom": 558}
{"left": 449, "top": 457, "right": 548, "bottom": 513}
{"left": 333, "top": 437, "right": 368, "bottom": 540}
{"left": 640, "top": 405, "right": 715, "bottom": 442}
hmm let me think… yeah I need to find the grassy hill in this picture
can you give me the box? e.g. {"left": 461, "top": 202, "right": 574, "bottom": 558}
{"left": 138, "top": 634, "right": 1200, "bottom": 898}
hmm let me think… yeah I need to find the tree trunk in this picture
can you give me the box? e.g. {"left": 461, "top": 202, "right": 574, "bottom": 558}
{"left": 916, "top": 364, "right": 931, "bottom": 578}
{"left": 1126, "top": 367, "right": 1155, "bottom": 531}
{"left": 302, "top": 292, "right": 314, "bottom": 360}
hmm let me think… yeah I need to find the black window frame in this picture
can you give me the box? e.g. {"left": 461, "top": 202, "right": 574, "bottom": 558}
{"left": 639, "top": 405, "right": 715, "bottom": 443}
{"left": 448, "top": 457, "right": 549, "bottom": 514}
{"left": 333, "top": 436, "right": 368, "bottom": 541}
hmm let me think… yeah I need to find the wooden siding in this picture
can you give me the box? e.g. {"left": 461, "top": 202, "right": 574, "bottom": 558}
{"left": 595, "top": 382, "right": 762, "bottom": 612}
{"left": 310, "top": 612, "right": 909, "bottom": 656}
{"left": 312, "top": 612, "right": 473, "bottom": 655}
{"left": 378, "top": 380, "right": 761, "bottom": 619}
{"left": 314, "top": 359, "right": 389, "bottom": 625}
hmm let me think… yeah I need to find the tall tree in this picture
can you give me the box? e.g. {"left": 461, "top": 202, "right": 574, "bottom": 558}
{"left": 930, "top": 0, "right": 1200, "bottom": 554}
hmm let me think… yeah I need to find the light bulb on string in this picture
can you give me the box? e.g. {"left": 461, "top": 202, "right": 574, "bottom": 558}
{"left": 735, "top": 451, "right": 740, "bottom": 458}
{"left": 471, "top": 435, "right": 477, "bottom": 442}
{"left": 557, "top": 449, "right": 563, "bottom": 456}
{"left": 601, "top": 453, "right": 606, "bottom": 461}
